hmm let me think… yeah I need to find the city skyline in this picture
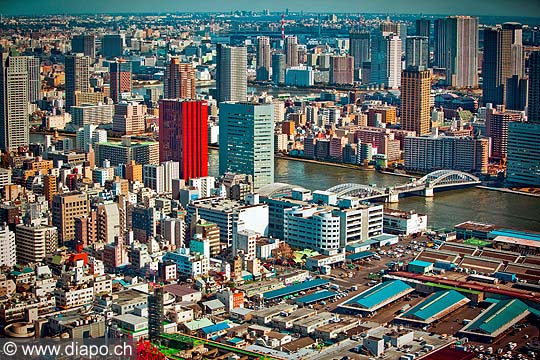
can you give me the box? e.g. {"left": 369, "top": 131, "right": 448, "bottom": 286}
{"left": 2, "top": 0, "right": 540, "bottom": 17}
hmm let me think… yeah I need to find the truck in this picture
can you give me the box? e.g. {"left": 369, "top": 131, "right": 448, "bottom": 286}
{"left": 331, "top": 284, "right": 340, "bottom": 291}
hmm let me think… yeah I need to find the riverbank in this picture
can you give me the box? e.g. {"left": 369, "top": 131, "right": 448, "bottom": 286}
{"left": 476, "top": 186, "right": 540, "bottom": 198}
{"left": 276, "top": 154, "right": 376, "bottom": 172}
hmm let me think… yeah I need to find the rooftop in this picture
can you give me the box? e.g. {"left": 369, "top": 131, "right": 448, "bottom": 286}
{"left": 346, "top": 251, "right": 375, "bottom": 261}
{"left": 262, "top": 279, "right": 329, "bottom": 300}
{"left": 408, "top": 259, "right": 433, "bottom": 268}
{"left": 459, "top": 298, "right": 530, "bottom": 337}
{"left": 341, "top": 280, "right": 413, "bottom": 311}
{"left": 295, "top": 290, "right": 336, "bottom": 305}
{"left": 399, "top": 290, "right": 470, "bottom": 323}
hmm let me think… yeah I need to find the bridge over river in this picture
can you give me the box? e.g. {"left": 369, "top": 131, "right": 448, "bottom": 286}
{"left": 259, "top": 170, "right": 481, "bottom": 203}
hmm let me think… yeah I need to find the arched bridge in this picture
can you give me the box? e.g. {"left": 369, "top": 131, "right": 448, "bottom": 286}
{"left": 326, "top": 183, "right": 387, "bottom": 200}
{"left": 324, "top": 170, "right": 481, "bottom": 202}
{"left": 258, "top": 182, "right": 308, "bottom": 197}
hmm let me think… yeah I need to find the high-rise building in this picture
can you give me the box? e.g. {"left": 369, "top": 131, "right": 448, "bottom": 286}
{"left": 71, "top": 103, "right": 114, "bottom": 127}
{"left": 435, "top": 16, "right": 479, "bottom": 88}
{"left": 125, "top": 160, "right": 143, "bottom": 182}
{"left": 507, "top": 122, "right": 540, "bottom": 186}
{"left": 272, "top": 53, "right": 285, "bottom": 85}
{"left": 95, "top": 138, "right": 159, "bottom": 166}
{"left": 159, "top": 99, "right": 208, "bottom": 180}
{"left": 0, "top": 53, "right": 30, "bottom": 152}
{"left": 102, "top": 34, "right": 123, "bottom": 58}
{"left": 65, "top": 54, "right": 90, "bottom": 110}
{"left": 15, "top": 224, "right": 58, "bottom": 264}
{"left": 71, "top": 34, "right": 96, "bottom": 58}
{"left": 485, "top": 105, "right": 522, "bottom": 160}
{"left": 285, "top": 36, "right": 299, "bottom": 67}
{"left": 329, "top": 56, "right": 354, "bottom": 85}
{"left": 216, "top": 44, "right": 247, "bottom": 103}
{"left": 109, "top": 59, "right": 132, "bottom": 103}
{"left": 164, "top": 58, "right": 196, "bottom": 99}
{"left": 219, "top": 102, "right": 274, "bottom": 189}
{"left": 256, "top": 36, "right": 271, "bottom": 81}
{"left": 405, "top": 36, "right": 429, "bottom": 69}
{"left": 76, "top": 124, "right": 108, "bottom": 151}
{"left": 483, "top": 23, "right": 524, "bottom": 108}
{"left": 0, "top": 225, "right": 16, "bottom": 267}
{"left": 148, "top": 287, "right": 164, "bottom": 340}
{"left": 528, "top": 51, "right": 540, "bottom": 122}
{"left": 404, "top": 135, "right": 489, "bottom": 174}
{"left": 52, "top": 192, "right": 89, "bottom": 245}
{"left": 349, "top": 31, "right": 371, "bottom": 72}
{"left": 370, "top": 31, "right": 402, "bottom": 89}
{"left": 401, "top": 67, "right": 432, "bottom": 136}
{"left": 112, "top": 101, "right": 145, "bottom": 135}
{"left": 415, "top": 19, "right": 431, "bottom": 38}
{"left": 27, "top": 57, "right": 41, "bottom": 103}
{"left": 43, "top": 174, "right": 57, "bottom": 202}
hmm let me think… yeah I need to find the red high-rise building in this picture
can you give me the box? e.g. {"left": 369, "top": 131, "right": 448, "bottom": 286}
{"left": 110, "top": 59, "right": 132, "bottom": 103}
{"left": 159, "top": 99, "right": 208, "bottom": 180}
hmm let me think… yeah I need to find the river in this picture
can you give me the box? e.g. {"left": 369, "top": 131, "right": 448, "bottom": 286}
{"left": 208, "top": 149, "right": 540, "bottom": 231}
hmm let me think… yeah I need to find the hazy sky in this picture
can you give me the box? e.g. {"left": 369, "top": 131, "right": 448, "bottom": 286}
{"left": 1, "top": 0, "right": 539, "bottom": 17}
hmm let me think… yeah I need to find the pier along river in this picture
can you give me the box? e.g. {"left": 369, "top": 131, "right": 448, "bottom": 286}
{"left": 209, "top": 149, "right": 540, "bottom": 231}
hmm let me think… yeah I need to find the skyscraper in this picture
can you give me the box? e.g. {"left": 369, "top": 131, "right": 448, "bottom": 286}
{"left": 102, "top": 34, "right": 123, "bottom": 58}
{"left": 329, "top": 56, "right": 354, "bottom": 85}
{"left": 27, "top": 57, "right": 41, "bottom": 103}
{"left": 65, "top": 54, "right": 90, "bottom": 111}
{"left": 401, "top": 68, "right": 432, "bottom": 136}
{"left": 256, "top": 36, "right": 271, "bottom": 81}
{"left": 159, "top": 99, "right": 208, "bottom": 180}
{"left": 506, "top": 122, "right": 540, "bottom": 186}
{"left": 219, "top": 102, "right": 274, "bottom": 190}
{"left": 415, "top": 19, "right": 431, "bottom": 38}
{"left": 164, "top": 58, "right": 196, "bottom": 99}
{"left": 486, "top": 105, "right": 522, "bottom": 160}
{"left": 370, "top": 31, "right": 402, "bottom": 89}
{"left": 109, "top": 59, "right": 132, "bottom": 103}
{"left": 528, "top": 51, "right": 540, "bottom": 122}
{"left": 0, "top": 54, "right": 30, "bottom": 152}
{"left": 349, "top": 31, "right": 371, "bottom": 74}
{"left": 435, "top": 16, "right": 479, "bottom": 88}
{"left": 405, "top": 36, "right": 429, "bottom": 69}
{"left": 71, "top": 34, "right": 96, "bottom": 58}
{"left": 272, "top": 53, "right": 285, "bottom": 85}
{"left": 483, "top": 23, "right": 524, "bottom": 108}
{"left": 285, "top": 36, "right": 299, "bottom": 67}
{"left": 216, "top": 44, "right": 247, "bottom": 104}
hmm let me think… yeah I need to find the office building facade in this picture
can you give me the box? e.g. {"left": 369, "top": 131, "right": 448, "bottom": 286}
{"left": 405, "top": 36, "right": 429, "bottom": 69}
{"left": 401, "top": 68, "right": 432, "bottom": 136}
{"left": 65, "top": 54, "right": 90, "bottom": 110}
{"left": 219, "top": 102, "right": 274, "bottom": 189}
{"left": 435, "top": 16, "right": 479, "bottom": 88}
{"left": 110, "top": 59, "right": 132, "bottom": 103}
{"left": 285, "top": 36, "right": 299, "bottom": 67}
{"left": 329, "top": 56, "right": 354, "bottom": 85}
{"left": 159, "top": 99, "right": 208, "bottom": 180}
{"left": 72, "top": 34, "right": 96, "bottom": 58}
{"left": 272, "top": 53, "right": 286, "bottom": 85}
{"left": 506, "top": 122, "right": 540, "bottom": 186}
{"left": 370, "top": 32, "right": 402, "bottom": 89}
{"left": 164, "top": 58, "right": 196, "bottom": 99}
{"left": 216, "top": 44, "right": 247, "bottom": 103}
{"left": 0, "top": 54, "right": 30, "bottom": 152}
{"left": 256, "top": 36, "right": 271, "bottom": 81}
{"left": 483, "top": 23, "right": 524, "bottom": 108}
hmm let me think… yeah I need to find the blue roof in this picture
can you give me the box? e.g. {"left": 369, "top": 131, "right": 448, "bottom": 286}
{"left": 344, "top": 280, "right": 413, "bottom": 310}
{"left": 490, "top": 229, "right": 540, "bottom": 241}
{"left": 401, "top": 290, "right": 469, "bottom": 322}
{"left": 262, "top": 278, "right": 329, "bottom": 300}
{"left": 463, "top": 299, "right": 529, "bottom": 335}
{"left": 295, "top": 290, "right": 336, "bottom": 305}
{"left": 346, "top": 251, "right": 375, "bottom": 261}
{"left": 201, "top": 322, "right": 230, "bottom": 334}
{"left": 408, "top": 260, "right": 433, "bottom": 268}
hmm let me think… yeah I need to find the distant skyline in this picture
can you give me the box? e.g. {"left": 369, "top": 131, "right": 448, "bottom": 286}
{"left": 2, "top": 0, "right": 540, "bottom": 18}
